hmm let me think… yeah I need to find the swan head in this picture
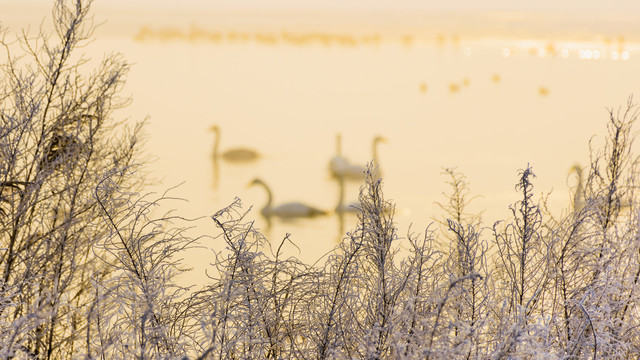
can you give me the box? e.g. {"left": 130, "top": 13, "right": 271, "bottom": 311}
{"left": 209, "top": 125, "right": 220, "bottom": 133}
{"left": 374, "top": 136, "right": 388, "bottom": 144}
{"left": 248, "top": 178, "right": 265, "bottom": 188}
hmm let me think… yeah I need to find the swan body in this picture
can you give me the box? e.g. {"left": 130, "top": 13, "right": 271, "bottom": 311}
{"left": 249, "top": 178, "right": 328, "bottom": 218}
{"left": 334, "top": 163, "right": 367, "bottom": 180}
{"left": 210, "top": 125, "right": 259, "bottom": 162}
{"left": 329, "top": 133, "right": 357, "bottom": 178}
{"left": 330, "top": 134, "right": 387, "bottom": 180}
{"left": 267, "top": 202, "right": 327, "bottom": 218}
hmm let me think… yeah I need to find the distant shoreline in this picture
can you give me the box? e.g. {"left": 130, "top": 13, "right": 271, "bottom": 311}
{"left": 3, "top": 5, "right": 640, "bottom": 42}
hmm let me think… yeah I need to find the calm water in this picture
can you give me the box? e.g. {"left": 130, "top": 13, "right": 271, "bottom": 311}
{"left": 5, "top": 6, "right": 640, "bottom": 281}
{"left": 104, "top": 32, "right": 640, "bottom": 273}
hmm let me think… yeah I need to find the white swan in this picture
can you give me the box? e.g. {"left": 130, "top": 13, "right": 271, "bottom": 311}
{"left": 570, "top": 164, "right": 585, "bottom": 212}
{"left": 210, "top": 125, "right": 259, "bottom": 162}
{"left": 329, "top": 133, "right": 350, "bottom": 176}
{"left": 370, "top": 135, "right": 387, "bottom": 179}
{"left": 330, "top": 135, "right": 387, "bottom": 180}
{"left": 569, "top": 164, "right": 634, "bottom": 213}
{"left": 249, "top": 178, "right": 328, "bottom": 218}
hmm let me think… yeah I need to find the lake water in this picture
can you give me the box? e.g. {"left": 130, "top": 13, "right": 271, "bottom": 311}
{"left": 5, "top": 6, "right": 640, "bottom": 281}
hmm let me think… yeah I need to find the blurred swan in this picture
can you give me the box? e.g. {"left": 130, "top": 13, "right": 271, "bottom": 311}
{"left": 249, "top": 178, "right": 328, "bottom": 218}
{"left": 331, "top": 135, "right": 387, "bottom": 180}
{"left": 329, "top": 133, "right": 350, "bottom": 176}
{"left": 570, "top": 164, "right": 586, "bottom": 212}
{"left": 334, "top": 162, "right": 367, "bottom": 180}
{"left": 210, "top": 125, "right": 259, "bottom": 162}
{"left": 370, "top": 136, "right": 388, "bottom": 179}
{"left": 570, "top": 164, "right": 633, "bottom": 213}
{"left": 371, "top": 136, "right": 387, "bottom": 164}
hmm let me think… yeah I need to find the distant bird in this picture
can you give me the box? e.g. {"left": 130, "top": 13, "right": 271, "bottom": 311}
{"left": 333, "top": 162, "right": 367, "bottom": 180}
{"left": 330, "top": 135, "right": 387, "bottom": 180}
{"left": 570, "top": 164, "right": 633, "bottom": 214}
{"left": 538, "top": 86, "right": 550, "bottom": 96}
{"left": 570, "top": 164, "right": 586, "bottom": 212}
{"left": 249, "top": 178, "right": 328, "bottom": 218}
{"left": 210, "top": 125, "right": 259, "bottom": 162}
{"left": 329, "top": 133, "right": 366, "bottom": 180}
{"left": 329, "top": 133, "right": 351, "bottom": 176}
{"left": 370, "top": 136, "right": 388, "bottom": 179}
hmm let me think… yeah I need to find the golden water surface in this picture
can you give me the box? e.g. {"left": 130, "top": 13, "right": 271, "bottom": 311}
{"left": 3, "top": 3, "right": 640, "bottom": 283}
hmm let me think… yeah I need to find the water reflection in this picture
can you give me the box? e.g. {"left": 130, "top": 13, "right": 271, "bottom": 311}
{"left": 334, "top": 174, "right": 362, "bottom": 214}
{"left": 334, "top": 174, "right": 362, "bottom": 241}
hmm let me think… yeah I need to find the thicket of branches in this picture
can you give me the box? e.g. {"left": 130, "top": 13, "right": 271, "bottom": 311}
{"left": 2, "top": 1, "right": 640, "bottom": 359}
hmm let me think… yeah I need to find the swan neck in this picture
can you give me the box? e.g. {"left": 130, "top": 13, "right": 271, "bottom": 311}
{"left": 213, "top": 128, "right": 221, "bottom": 158}
{"left": 573, "top": 166, "right": 583, "bottom": 191}
{"left": 336, "top": 134, "right": 342, "bottom": 156}
{"left": 259, "top": 181, "right": 273, "bottom": 210}
{"left": 577, "top": 173, "right": 583, "bottom": 189}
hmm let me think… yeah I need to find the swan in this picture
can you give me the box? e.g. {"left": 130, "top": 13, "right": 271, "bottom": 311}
{"left": 334, "top": 162, "right": 367, "bottom": 180}
{"left": 369, "top": 135, "right": 388, "bottom": 180}
{"left": 249, "top": 178, "right": 328, "bottom": 218}
{"left": 371, "top": 136, "right": 387, "bottom": 165}
{"left": 569, "top": 164, "right": 633, "bottom": 213}
{"left": 331, "top": 135, "right": 387, "bottom": 180}
{"left": 329, "top": 133, "right": 350, "bottom": 176}
{"left": 329, "top": 133, "right": 366, "bottom": 180}
{"left": 210, "top": 125, "right": 259, "bottom": 162}
{"left": 570, "top": 164, "right": 586, "bottom": 212}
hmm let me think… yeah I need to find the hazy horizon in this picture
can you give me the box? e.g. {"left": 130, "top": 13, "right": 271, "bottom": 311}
{"left": 3, "top": 1, "right": 640, "bottom": 42}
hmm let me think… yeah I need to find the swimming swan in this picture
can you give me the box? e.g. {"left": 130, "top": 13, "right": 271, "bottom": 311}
{"left": 331, "top": 135, "right": 387, "bottom": 180}
{"left": 210, "top": 125, "right": 260, "bottom": 162}
{"left": 570, "top": 164, "right": 585, "bottom": 212}
{"left": 370, "top": 135, "right": 387, "bottom": 179}
{"left": 329, "top": 133, "right": 350, "bottom": 176}
{"left": 249, "top": 178, "right": 328, "bottom": 218}
{"left": 569, "top": 164, "right": 634, "bottom": 213}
